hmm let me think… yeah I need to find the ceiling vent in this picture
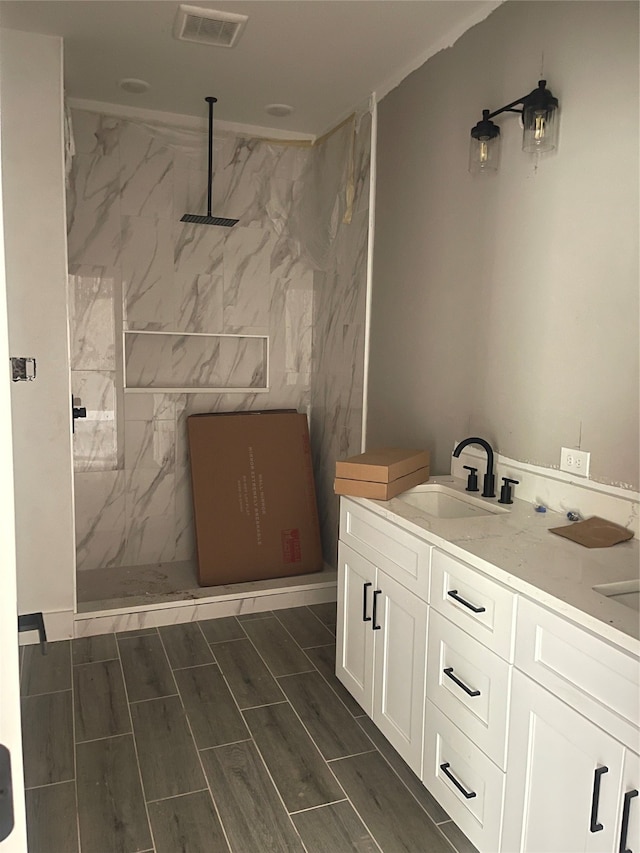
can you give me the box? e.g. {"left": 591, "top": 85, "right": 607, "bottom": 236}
{"left": 173, "top": 5, "right": 248, "bottom": 48}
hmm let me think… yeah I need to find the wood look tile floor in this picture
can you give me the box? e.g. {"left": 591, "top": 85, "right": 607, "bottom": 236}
{"left": 21, "top": 604, "right": 478, "bottom": 853}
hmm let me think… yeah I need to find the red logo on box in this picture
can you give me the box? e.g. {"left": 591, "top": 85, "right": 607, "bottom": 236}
{"left": 282, "top": 529, "right": 301, "bottom": 563}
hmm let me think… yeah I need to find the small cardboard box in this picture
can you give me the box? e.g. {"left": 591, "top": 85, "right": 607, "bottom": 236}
{"left": 188, "top": 410, "right": 323, "bottom": 586}
{"left": 334, "top": 447, "right": 430, "bottom": 500}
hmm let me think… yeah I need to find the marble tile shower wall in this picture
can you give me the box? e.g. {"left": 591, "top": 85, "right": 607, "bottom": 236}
{"left": 67, "top": 107, "right": 370, "bottom": 576}
{"left": 308, "top": 112, "right": 371, "bottom": 561}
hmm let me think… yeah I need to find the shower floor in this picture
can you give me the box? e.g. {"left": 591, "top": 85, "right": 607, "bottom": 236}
{"left": 76, "top": 560, "right": 337, "bottom": 614}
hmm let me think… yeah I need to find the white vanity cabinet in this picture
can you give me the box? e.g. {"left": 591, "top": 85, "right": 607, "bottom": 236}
{"left": 423, "top": 550, "right": 516, "bottom": 852}
{"left": 502, "top": 669, "right": 637, "bottom": 853}
{"left": 503, "top": 598, "right": 640, "bottom": 853}
{"left": 336, "top": 500, "right": 431, "bottom": 775}
{"left": 336, "top": 496, "right": 640, "bottom": 853}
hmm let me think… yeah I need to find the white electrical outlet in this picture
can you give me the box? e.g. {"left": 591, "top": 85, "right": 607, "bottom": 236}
{"left": 560, "top": 447, "right": 590, "bottom": 478}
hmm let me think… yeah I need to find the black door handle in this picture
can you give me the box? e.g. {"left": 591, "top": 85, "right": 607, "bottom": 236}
{"left": 439, "top": 762, "right": 476, "bottom": 799}
{"left": 443, "top": 666, "right": 481, "bottom": 697}
{"left": 362, "top": 582, "right": 372, "bottom": 622}
{"left": 447, "top": 589, "right": 486, "bottom": 614}
{"left": 619, "top": 788, "right": 638, "bottom": 853}
{"left": 71, "top": 394, "right": 87, "bottom": 434}
{"left": 0, "top": 744, "right": 14, "bottom": 842}
{"left": 590, "top": 766, "right": 609, "bottom": 832}
{"left": 372, "top": 590, "right": 382, "bottom": 630}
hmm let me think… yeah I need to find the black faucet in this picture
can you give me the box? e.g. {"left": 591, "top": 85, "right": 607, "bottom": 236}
{"left": 453, "top": 437, "right": 496, "bottom": 498}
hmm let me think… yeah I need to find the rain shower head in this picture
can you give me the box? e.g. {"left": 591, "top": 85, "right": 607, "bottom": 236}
{"left": 181, "top": 213, "right": 239, "bottom": 227}
{"left": 181, "top": 96, "right": 238, "bottom": 228}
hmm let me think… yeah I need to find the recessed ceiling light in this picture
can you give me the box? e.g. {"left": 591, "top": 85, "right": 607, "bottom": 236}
{"left": 265, "top": 103, "right": 294, "bottom": 117}
{"left": 119, "top": 78, "right": 150, "bottom": 94}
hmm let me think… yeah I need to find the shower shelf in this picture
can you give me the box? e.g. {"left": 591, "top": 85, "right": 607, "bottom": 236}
{"left": 123, "top": 329, "right": 269, "bottom": 393}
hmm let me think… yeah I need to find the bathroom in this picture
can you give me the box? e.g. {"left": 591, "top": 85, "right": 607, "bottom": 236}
{"left": 0, "top": 0, "right": 638, "bottom": 851}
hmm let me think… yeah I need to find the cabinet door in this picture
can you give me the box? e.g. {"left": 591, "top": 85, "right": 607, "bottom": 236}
{"left": 336, "top": 541, "right": 375, "bottom": 715}
{"left": 502, "top": 670, "right": 625, "bottom": 853}
{"left": 373, "top": 569, "right": 428, "bottom": 776}
{"left": 618, "top": 750, "right": 639, "bottom": 853}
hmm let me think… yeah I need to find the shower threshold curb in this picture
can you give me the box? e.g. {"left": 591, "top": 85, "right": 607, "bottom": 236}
{"left": 73, "top": 567, "right": 337, "bottom": 638}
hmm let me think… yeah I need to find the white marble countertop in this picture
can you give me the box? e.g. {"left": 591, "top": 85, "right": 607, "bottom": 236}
{"left": 350, "top": 476, "right": 640, "bottom": 657}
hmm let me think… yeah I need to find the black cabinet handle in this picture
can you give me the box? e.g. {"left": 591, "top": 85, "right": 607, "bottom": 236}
{"left": 447, "top": 589, "right": 486, "bottom": 614}
{"left": 439, "top": 762, "right": 476, "bottom": 800}
{"left": 590, "top": 766, "right": 609, "bottom": 832}
{"left": 362, "top": 582, "right": 372, "bottom": 622}
{"left": 619, "top": 788, "right": 638, "bottom": 853}
{"left": 443, "top": 666, "right": 481, "bottom": 697}
{"left": 372, "top": 590, "right": 382, "bottom": 630}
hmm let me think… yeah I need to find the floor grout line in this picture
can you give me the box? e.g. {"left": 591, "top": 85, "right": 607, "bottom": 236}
{"left": 288, "top": 797, "right": 349, "bottom": 815}
{"left": 237, "top": 698, "right": 289, "bottom": 712}
{"left": 197, "top": 736, "right": 252, "bottom": 753}
{"left": 204, "top": 629, "right": 313, "bottom": 852}
{"left": 145, "top": 787, "right": 210, "bottom": 805}
{"left": 20, "top": 686, "right": 73, "bottom": 700}
{"left": 160, "top": 628, "right": 235, "bottom": 853}
{"left": 72, "top": 657, "right": 119, "bottom": 667}
{"left": 205, "top": 635, "right": 246, "bottom": 646}
{"left": 75, "top": 730, "right": 133, "bottom": 746}
{"left": 116, "top": 634, "right": 158, "bottom": 853}
{"left": 128, "top": 693, "right": 180, "bottom": 705}
{"left": 67, "top": 639, "right": 82, "bottom": 853}
{"left": 238, "top": 618, "right": 357, "bottom": 829}
{"left": 24, "top": 777, "right": 76, "bottom": 792}
{"left": 325, "top": 746, "right": 377, "bottom": 763}
{"left": 171, "top": 659, "right": 218, "bottom": 672}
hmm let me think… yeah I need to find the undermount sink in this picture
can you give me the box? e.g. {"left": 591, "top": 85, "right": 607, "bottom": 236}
{"left": 593, "top": 578, "right": 640, "bottom": 613}
{"left": 396, "top": 484, "right": 509, "bottom": 519}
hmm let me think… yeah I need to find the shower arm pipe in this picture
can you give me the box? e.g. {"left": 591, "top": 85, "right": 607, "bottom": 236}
{"left": 205, "top": 96, "right": 217, "bottom": 218}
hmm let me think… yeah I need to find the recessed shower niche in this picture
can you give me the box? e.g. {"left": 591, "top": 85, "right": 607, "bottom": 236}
{"left": 124, "top": 330, "right": 269, "bottom": 393}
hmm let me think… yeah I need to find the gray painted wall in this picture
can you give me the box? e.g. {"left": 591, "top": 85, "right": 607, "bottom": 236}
{"left": 367, "top": 1, "right": 639, "bottom": 490}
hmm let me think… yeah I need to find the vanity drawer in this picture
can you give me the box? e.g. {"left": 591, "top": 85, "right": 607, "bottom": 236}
{"left": 430, "top": 549, "right": 517, "bottom": 661}
{"left": 423, "top": 700, "right": 505, "bottom": 853}
{"left": 426, "top": 610, "right": 511, "bottom": 769}
{"left": 340, "top": 498, "right": 431, "bottom": 601}
{"left": 516, "top": 597, "right": 640, "bottom": 750}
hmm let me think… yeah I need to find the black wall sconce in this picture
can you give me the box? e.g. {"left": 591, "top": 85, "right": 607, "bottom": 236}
{"left": 469, "top": 79, "right": 559, "bottom": 174}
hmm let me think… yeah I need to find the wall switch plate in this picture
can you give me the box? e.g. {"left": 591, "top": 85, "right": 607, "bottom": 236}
{"left": 560, "top": 447, "right": 590, "bottom": 478}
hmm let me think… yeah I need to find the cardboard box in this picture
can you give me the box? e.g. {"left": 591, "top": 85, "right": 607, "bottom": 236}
{"left": 334, "top": 466, "right": 430, "bottom": 500}
{"left": 187, "top": 410, "right": 323, "bottom": 586}
{"left": 334, "top": 447, "right": 430, "bottom": 500}
{"left": 335, "top": 447, "right": 430, "bottom": 483}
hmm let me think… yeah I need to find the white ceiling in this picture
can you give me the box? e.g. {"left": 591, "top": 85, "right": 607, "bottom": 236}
{"left": 0, "top": 0, "right": 499, "bottom": 137}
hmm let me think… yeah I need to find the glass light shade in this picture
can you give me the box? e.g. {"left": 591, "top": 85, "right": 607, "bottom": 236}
{"left": 522, "top": 105, "right": 558, "bottom": 153}
{"left": 469, "top": 134, "right": 500, "bottom": 174}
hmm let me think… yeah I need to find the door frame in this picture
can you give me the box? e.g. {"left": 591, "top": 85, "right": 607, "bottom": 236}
{"left": 0, "top": 90, "right": 28, "bottom": 851}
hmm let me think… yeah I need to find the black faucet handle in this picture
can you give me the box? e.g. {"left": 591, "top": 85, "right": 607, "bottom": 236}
{"left": 499, "top": 477, "right": 519, "bottom": 505}
{"left": 463, "top": 465, "right": 479, "bottom": 492}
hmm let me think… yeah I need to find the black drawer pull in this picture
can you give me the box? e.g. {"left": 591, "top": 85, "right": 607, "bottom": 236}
{"left": 590, "top": 765, "right": 609, "bottom": 832}
{"left": 443, "top": 666, "right": 481, "bottom": 697}
{"left": 439, "top": 762, "right": 476, "bottom": 800}
{"left": 362, "top": 582, "right": 372, "bottom": 622}
{"left": 619, "top": 788, "right": 638, "bottom": 853}
{"left": 447, "top": 589, "right": 486, "bottom": 613}
{"left": 372, "top": 589, "right": 382, "bottom": 630}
